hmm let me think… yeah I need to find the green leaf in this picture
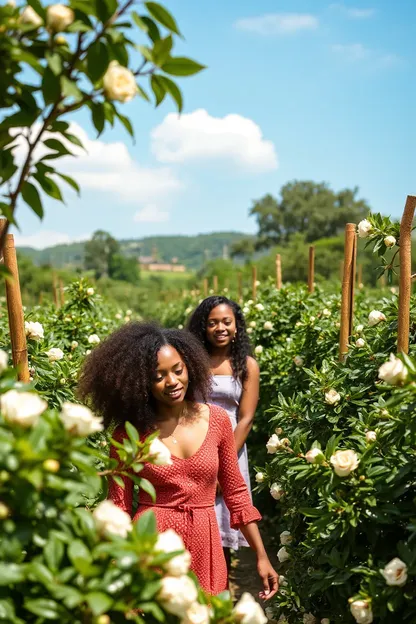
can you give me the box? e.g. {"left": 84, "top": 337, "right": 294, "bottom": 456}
{"left": 24, "top": 598, "right": 62, "bottom": 619}
{"left": 46, "top": 51, "right": 63, "bottom": 76}
{"left": 86, "top": 592, "right": 113, "bottom": 616}
{"left": 125, "top": 421, "right": 139, "bottom": 444}
{"left": 21, "top": 182, "right": 43, "bottom": 218}
{"left": 145, "top": 2, "right": 181, "bottom": 36}
{"left": 44, "top": 536, "right": 64, "bottom": 571}
{"left": 63, "top": 132, "right": 85, "bottom": 150}
{"left": 116, "top": 112, "right": 134, "bottom": 138}
{"left": 0, "top": 203, "right": 17, "bottom": 224}
{"left": 43, "top": 138, "right": 73, "bottom": 157}
{"left": 152, "top": 35, "right": 173, "bottom": 66}
{"left": 95, "top": 0, "right": 117, "bottom": 23}
{"left": 33, "top": 171, "right": 64, "bottom": 203}
{"left": 136, "top": 510, "right": 156, "bottom": 536}
{"left": 68, "top": 539, "right": 92, "bottom": 573}
{"left": 61, "top": 76, "right": 82, "bottom": 101}
{"left": 90, "top": 102, "right": 105, "bottom": 135}
{"left": 150, "top": 75, "right": 166, "bottom": 106}
{"left": 42, "top": 68, "right": 60, "bottom": 105}
{"left": 133, "top": 13, "right": 161, "bottom": 41}
{"left": 87, "top": 41, "right": 110, "bottom": 83}
{"left": 162, "top": 56, "right": 206, "bottom": 76}
{"left": 139, "top": 477, "right": 156, "bottom": 501}
{"left": 157, "top": 75, "right": 183, "bottom": 112}
{"left": 29, "top": 562, "right": 54, "bottom": 586}
{"left": 0, "top": 563, "right": 25, "bottom": 585}
{"left": 55, "top": 172, "right": 81, "bottom": 195}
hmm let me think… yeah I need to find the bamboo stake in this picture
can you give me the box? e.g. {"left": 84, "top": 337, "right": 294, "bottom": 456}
{"left": 237, "top": 272, "right": 242, "bottom": 303}
{"left": 3, "top": 234, "right": 30, "bottom": 382}
{"left": 213, "top": 275, "right": 218, "bottom": 293}
{"left": 59, "top": 279, "right": 65, "bottom": 307}
{"left": 203, "top": 278, "right": 208, "bottom": 298}
{"left": 308, "top": 246, "right": 315, "bottom": 293}
{"left": 276, "top": 254, "right": 282, "bottom": 289}
{"left": 339, "top": 223, "right": 356, "bottom": 361}
{"left": 52, "top": 271, "right": 59, "bottom": 307}
{"left": 252, "top": 266, "right": 257, "bottom": 300}
{"left": 357, "top": 264, "right": 363, "bottom": 287}
{"left": 340, "top": 260, "right": 344, "bottom": 282}
{"left": 349, "top": 234, "right": 357, "bottom": 336}
{"left": 397, "top": 195, "right": 416, "bottom": 354}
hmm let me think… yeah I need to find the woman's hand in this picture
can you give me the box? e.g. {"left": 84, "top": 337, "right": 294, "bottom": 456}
{"left": 257, "top": 555, "right": 279, "bottom": 600}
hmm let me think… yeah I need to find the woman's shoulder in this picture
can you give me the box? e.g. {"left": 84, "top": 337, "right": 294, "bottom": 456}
{"left": 247, "top": 355, "right": 260, "bottom": 373}
{"left": 207, "top": 403, "right": 232, "bottom": 430}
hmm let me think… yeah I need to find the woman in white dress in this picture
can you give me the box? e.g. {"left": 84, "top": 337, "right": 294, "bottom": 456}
{"left": 188, "top": 296, "right": 259, "bottom": 576}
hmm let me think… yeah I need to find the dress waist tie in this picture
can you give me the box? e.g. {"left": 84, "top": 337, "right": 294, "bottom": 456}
{"left": 138, "top": 503, "right": 214, "bottom": 550}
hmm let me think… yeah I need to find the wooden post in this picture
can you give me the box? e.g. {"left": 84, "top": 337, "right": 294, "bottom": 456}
{"left": 276, "top": 254, "right": 282, "bottom": 289}
{"left": 237, "top": 272, "right": 243, "bottom": 303}
{"left": 397, "top": 195, "right": 416, "bottom": 354}
{"left": 350, "top": 234, "right": 357, "bottom": 336}
{"left": 252, "top": 266, "right": 257, "bottom": 300}
{"left": 203, "top": 278, "right": 208, "bottom": 298}
{"left": 213, "top": 275, "right": 218, "bottom": 293}
{"left": 59, "top": 279, "right": 65, "bottom": 307}
{"left": 340, "top": 260, "right": 344, "bottom": 282}
{"left": 339, "top": 223, "right": 356, "bottom": 361}
{"left": 52, "top": 272, "right": 59, "bottom": 307}
{"left": 357, "top": 264, "right": 363, "bottom": 287}
{"left": 3, "top": 235, "right": 30, "bottom": 382}
{"left": 308, "top": 246, "right": 315, "bottom": 293}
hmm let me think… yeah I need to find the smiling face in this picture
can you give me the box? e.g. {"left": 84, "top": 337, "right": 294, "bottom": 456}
{"left": 206, "top": 304, "right": 237, "bottom": 349}
{"left": 151, "top": 345, "right": 189, "bottom": 407}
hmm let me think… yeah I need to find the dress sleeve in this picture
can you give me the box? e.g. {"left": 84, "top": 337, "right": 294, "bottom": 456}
{"left": 216, "top": 408, "right": 262, "bottom": 529}
{"left": 108, "top": 428, "right": 134, "bottom": 517}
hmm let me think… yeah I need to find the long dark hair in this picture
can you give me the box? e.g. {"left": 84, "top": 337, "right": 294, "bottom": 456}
{"left": 77, "top": 322, "right": 212, "bottom": 431}
{"left": 187, "top": 296, "right": 252, "bottom": 383}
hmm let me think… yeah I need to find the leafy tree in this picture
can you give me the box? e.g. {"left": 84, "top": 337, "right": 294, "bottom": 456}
{"left": 250, "top": 181, "right": 370, "bottom": 248}
{"left": 84, "top": 230, "right": 119, "bottom": 279}
{"left": 108, "top": 253, "right": 140, "bottom": 283}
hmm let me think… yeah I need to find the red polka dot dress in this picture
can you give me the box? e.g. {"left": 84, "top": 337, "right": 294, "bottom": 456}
{"left": 109, "top": 404, "right": 261, "bottom": 594}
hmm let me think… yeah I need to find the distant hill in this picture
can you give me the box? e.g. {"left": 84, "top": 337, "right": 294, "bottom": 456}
{"left": 17, "top": 232, "right": 253, "bottom": 271}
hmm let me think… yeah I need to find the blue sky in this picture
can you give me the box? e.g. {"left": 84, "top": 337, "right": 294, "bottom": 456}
{"left": 13, "top": 0, "right": 416, "bottom": 248}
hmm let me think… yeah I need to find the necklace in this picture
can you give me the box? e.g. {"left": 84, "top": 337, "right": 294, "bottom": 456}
{"left": 167, "top": 404, "right": 187, "bottom": 445}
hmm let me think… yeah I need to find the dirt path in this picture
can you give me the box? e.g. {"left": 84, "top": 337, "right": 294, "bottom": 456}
{"left": 229, "top": 532, "right": 278, "bottom": 603}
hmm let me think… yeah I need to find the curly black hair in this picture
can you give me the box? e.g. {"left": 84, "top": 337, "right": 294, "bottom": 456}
{"left": 77, "top": 322, "right": 212, "bottom": 431}
{"left": 187, "top": 296, "right": 252, "bottom": 383}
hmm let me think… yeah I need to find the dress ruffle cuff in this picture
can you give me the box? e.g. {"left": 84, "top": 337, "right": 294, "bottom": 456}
{"left": 230, "top": 506, "right": 262, "bottom": 530}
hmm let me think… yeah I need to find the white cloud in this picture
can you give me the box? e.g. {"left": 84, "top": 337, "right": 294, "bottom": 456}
{"left": 133, "top": 205, "right": 169, "bottom": 223}
{"left": 330, "top": 3, "right": 375, "bottom": 19}
{"left": 12, "top": 122, "right": 182, "bottom": 205}
{"left": 14, "top": 230, "right": 90, "bottom": 249}
{"left": 234, "top": 13, "right": 319, "bottom": 36}
{"left": 332, "top": 43, "right": 402, "bottom": 67}
{"left": 151, "top": 109, "right": 278, "bottom": 173}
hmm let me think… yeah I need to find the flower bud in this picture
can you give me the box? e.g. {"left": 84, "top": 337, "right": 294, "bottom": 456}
{"left": 43, "top": 459, "right": 60, "bottom": 473}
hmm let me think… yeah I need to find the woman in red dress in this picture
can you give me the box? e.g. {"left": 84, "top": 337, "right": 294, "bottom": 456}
{"left": 78, "top": 322, "right": 278, "bottom": 598}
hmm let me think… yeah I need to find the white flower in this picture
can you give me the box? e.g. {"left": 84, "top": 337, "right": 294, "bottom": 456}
{"left": 357, "top": 219, "right": 372, "bottom": 238}
{"left": 182, "top": 602, "right": 210, "bottom": 624}
{"left": 277, "top": 616, "right": 288, "bottom": 624}
{"left": 103, "top": 62, "right": 137, "bottom": 102}
{"left": 330, "top": 450, "right": 360, "bottom": 477}
{"left": 280, "top": 531, "right": 292, "bottom": 545}
{"left": 255, "top": 472, "right": 265, "bottom": 483}
{"left": 71, "top": 340, "right": 78, "bottom": 349}
{"left": 293, "top": 355, "right": 304, "bottom": 367}
{"left": 350, "top": 599, "right": 373, "bottom": 624}
{"left": 321, "top": 620, "right": 330, "bottom": 624}
{"left": 264, "top": 321, "right": 273, "bottom": 330}
{"left": 86, "top": 287, "right": 95, "bottom": 296}
{"left": 266, "top": 434, "right": 281, "bottom": 454}
{"left": 155, "top": 529, "right": 191, "bottom": 576}
{"left": 243, "top": 307, "right": 250, "bottom": 315}
{"left": 88, "top": 334, "right": 100, "bottom": 345}
{"left": 254, "top": 345, "right": 263, "bottom": 355}
{"left": 378, "top": 354, "right": 408, "bottom": 385}
{"left": 295, "top": 321, "right": 302, "bottom": 327}
{"left": 384, "top": 235, "right": 396, "bottom": 247}
{"left": 158, "top": 575, "right": 198, "bottom": 617}
{"left": 279, "top": 575, "right": 288, "bottom": 586}
{"left": 233, "top": 592, "right": 267, "bottom": 624}
{"left": 368, "top": 310, "right": 386, "bottom": 327}
{"left": 46, "top": 4, "right": 74, "bottom": 31}
{"left": 247, "top": 328, "right": 253, "bottom": 334}
{"left": 365, "top": 431, "right": 377, "bottom": 443}
{"left": 255, "top": 303, "right": 264, "bottom": 312}
{"left": 325, "top": 389, "right": 341, "bottom": 405}
{"left": 19, "top": 5, "right": 43, "bottom": 26}
{"left": 178, "top": 324, "right": 184, "bottom": 330}
{"left": 246, "top": 300, "right": 253, "bottom": 306}
{"left": 93, "top": 500, "right": 131, "bottom": 538}
{"left": 185, "top": 306, "right": 193, "bottom": 315}
{"left": 277, "top": 546, "right": 290, "bottom": 563}
{"left": 45, "top": 347, "right": 64, "bottom": 362}
{"left": 0, "top": 350, "right": 8, "bottom": 373}
{"left": 115, "top": 313, "right": 122, "bottom": 320}
{"left": 356, "top": 324, "right": 364, "bottom": 333}
{"left": 0, "top": 390, "right": 47, "bottom": 428}
{"left": 60, "top": 402, "right": 103, "bottom": 436}
{"left": 25, "top": 321, "right": 44, "bottom": 341}
{"left": 126, "top": 309, "right": 132, "bottom": 316}
{"left": 270, "top": 483, "right": 284, "bottom": 500}
{"left": 305, "top": 448, "right": 324, "bottom": 464}
{"left": 381, "top": 557, "right": 407, "bottom": 586}
{"left": 355, "top": 338, "right": 365, "bottom": 348}
{"left": 255, "top": 280, "right": 261, "bottom": 287}
{"left": 322, "top": 309, "right": 331, "bottom": 317}
{"left": 148, "top": 438, "right": 172, "bottom": 466}
{"left": 86, "top": 349, "right": 91, "bottom": 355}
{"left": 309, "top": 316, "right": 315, "bottom": 322}
{"left": 250, "top": 321, "right": 257, "bottom": 328}
{"left": 303, "top": 614, "right": 316, "bottom": 624}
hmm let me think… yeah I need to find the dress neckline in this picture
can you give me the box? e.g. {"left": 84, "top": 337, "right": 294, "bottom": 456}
{"left": 167, "top": 404, "right": 212, "bottom": 462}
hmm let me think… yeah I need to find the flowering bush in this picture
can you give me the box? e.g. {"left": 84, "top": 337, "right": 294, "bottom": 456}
{"left": 0, "top": 356, "right": 252, "bottom": 623}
